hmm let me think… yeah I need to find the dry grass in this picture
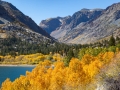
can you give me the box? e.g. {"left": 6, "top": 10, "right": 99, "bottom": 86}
{"left": 96, "top": 52, "right": 120, "bottom": 90}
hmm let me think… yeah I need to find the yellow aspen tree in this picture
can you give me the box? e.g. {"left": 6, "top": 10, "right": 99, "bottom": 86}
{"left": 1, "top": 78, "right": 12, "bottom": 90}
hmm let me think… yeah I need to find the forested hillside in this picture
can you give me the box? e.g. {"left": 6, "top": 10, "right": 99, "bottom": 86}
{"left": 1, "top": 36, "right": 120, "bottom": 90}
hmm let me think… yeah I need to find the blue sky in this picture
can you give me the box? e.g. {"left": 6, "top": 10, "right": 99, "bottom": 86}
{"left": 2, "top": 0, "right": 120, "bottom": 25}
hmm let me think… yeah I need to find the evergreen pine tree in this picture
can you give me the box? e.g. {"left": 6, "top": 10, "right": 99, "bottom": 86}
{"left": 109, "top": 34, "right": 115, "bottom": 46}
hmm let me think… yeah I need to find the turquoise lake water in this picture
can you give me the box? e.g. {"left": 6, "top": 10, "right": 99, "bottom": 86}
{"left": 0, "top": 66, "right": 35, "bottom": 86}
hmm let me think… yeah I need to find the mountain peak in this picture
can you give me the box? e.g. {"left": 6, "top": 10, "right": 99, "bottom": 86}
{"left": 80, "top": 8, "right": 103, "bottom": 12}
{"left": 105, "top": 2, "right": 120, "bottom": 12}
{"left": 81, "top": 8, "right": 90, "bottom": 12}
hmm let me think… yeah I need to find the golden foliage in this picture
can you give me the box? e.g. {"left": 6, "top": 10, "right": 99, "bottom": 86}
{"left": 0, "top": 51, "right": 116, "bottom": 90}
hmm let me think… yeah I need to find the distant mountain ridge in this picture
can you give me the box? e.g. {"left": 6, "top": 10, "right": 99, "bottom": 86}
{"left": 40, "top": 2, "right": 120, "bottom": 44}
{"left": 40, "top": 8, "right": 103, "bottom": 43}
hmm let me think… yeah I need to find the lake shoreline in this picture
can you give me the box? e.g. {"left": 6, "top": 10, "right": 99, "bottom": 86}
{"left": 0, "top": 65, "right": 35, "bottom": 86}
{"left": 0, "top": 64, "right": 37, "bottom": 67}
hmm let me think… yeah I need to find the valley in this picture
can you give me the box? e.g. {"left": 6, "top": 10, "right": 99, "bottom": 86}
{"left": 0, "top": 0, "right": 120, "bottom": 90}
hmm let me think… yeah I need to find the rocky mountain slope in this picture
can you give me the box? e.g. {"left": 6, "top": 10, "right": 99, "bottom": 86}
{"left": 40, "top": 8, "right": 103, "bottom": 43}
{"left": 40, "top": 2, "right": 120, "bottom": 44}
{"left": 0, "top": 21, "right": 51, "bottom": 44}
{"left": 0, "top": 0, "right": 52, "bottom": 44}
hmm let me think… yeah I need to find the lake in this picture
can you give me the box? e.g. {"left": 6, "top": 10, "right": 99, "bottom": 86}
{"left": 0, "top": 66, "right": 35, "bottom": 86}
